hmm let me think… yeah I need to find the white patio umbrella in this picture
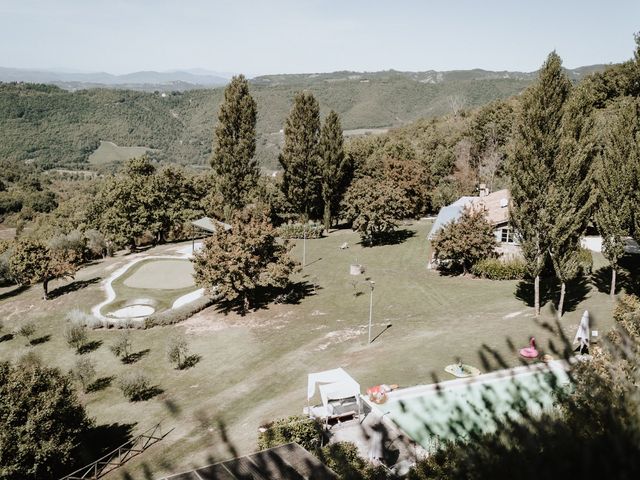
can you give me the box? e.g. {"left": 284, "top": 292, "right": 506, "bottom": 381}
{"left": 574, "top": 310, "right": 590, "bottom": 354}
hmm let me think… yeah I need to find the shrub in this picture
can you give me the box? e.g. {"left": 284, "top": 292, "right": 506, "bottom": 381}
{"left": 71, "top": 356, "right": 96, "bottom": 392}
{"left": 66, "top": 309, "right": 103, "bottom": 329}
{"left": 276, "top": 222, "right": 324, "bottom": 239}
{"left": 166, "top": 335, "right": 190, "bottom": 369}
{"left": 109, "top": 331, "right": 132, "bottom": 361}
{"left": 144, "top": 295, "right": 216, "bottom": 328}
{"left": 471, "top": 258, "right": 528, "bottom": 280}
{"left": 320, "top": 442, "right": 388, "bottom": 480}
{"left": 64, "top": 322, "right": 87, "bottom": 352}
{"left": 257, "top": 415, "right": 324, "bottom": 452}
{"left": 18, "top": 322, "right": 35, "bottom": 344}
{"left": 117, "top": 372, "right": 151, "bottom": 401}
{"left": 577, "top": 247, "right": 593, "bottom": 275}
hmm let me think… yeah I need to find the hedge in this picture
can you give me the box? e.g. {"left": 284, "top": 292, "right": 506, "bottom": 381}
{"left": 277, "top": 223, "right": 324, "bottom": 239}
{"left": 471, "top": 258, "right": 528, "bottom": 280}
{"left": 144, "top": 295, "right": 216, "bottom": 328}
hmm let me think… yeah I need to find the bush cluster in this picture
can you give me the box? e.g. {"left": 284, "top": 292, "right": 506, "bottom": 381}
{"left": 257, "top": 415, "right": 324, "bottom": 452}
{"left": 117, "top": 372, "right": 151, "bottom": 401}
{"left": 576, "top": 247, "right": 593, "bottom": 275}
{"left": 144, "top": 295, "right": 215, "bottom": 328}
{"left": 471, "top": 258, "right": 528, "bottom": 280}
{"left": 276, "top": 222, "right": 324, "bottom": 239}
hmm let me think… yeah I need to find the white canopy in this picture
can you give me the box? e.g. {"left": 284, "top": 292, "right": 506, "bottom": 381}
{"left": 307, "top": 368, "right": 361, "bottom": 418}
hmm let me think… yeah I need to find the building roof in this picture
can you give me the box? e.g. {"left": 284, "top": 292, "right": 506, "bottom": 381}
{"left": 427, "top": 189, "right": 511, "bottom": 240}
{"left": 470, "top": 189, "right": 510, "bottom": 226}
{"left": 159, "top": 443, "right": 337, "bottom": 480}
{"left": 191, "top": 216, "right": 232, "bottom": 234}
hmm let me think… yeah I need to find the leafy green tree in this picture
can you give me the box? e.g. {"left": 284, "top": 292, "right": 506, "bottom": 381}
{"left": 71, "top": 356, "right": 96, "bottom": 393}
{"left": 88, "top": 157, "right": 156, "bottom": 252}
{"left": 192, "top": 207, "right": 298, "bottom": 313}
{"left": 211, "top": 75, "right": 258, "bottom": 210}
{"left": 548, "top": 85, "right": 596, "bottom": 317}
{"left": 341, "top": 177, "right": 410, "bottom": 245}
{"left": 150, "top": 165, "right": 202, "bottom": 242}
{"left": 319, "top": 110, "right": 348, "bottom": 230}
{"left": 0, "top": 361, "right": 92, "bottom": 479}
{"left": 594, "top": 98, "right": 640, "bottom": 296}
{"left": 257, "top": 415, "right": 324, "bottom": 452}
{"left": 279, "top": 92, "right": 322, "bottom": 220}
{"left": 64, "top": 322, "right": 88, "bottom": 352}
{"left": 508, "top": 52, "right": 571, "bottom": 316}
{"left": 9, "top": 239, "right": 80, "bottom": 298}
{"left": 432, "top": 208, "right": 497, "bottom": 275}
{"left": 382, "top": 158, "right": 432, "bottom": 217}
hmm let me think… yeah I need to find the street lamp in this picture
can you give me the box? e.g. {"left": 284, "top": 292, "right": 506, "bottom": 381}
{"left": 368, "top": 280, "right": 375, "bottom": 344}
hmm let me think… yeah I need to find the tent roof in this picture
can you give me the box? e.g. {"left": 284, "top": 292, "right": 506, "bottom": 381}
{"left": 307, "top": 368, "right": 359, "bottom": 400}
{"left": 191, "top": 216, "right": 232, "bottom": 234}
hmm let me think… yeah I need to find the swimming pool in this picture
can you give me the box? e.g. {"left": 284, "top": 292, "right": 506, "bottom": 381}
{"left": 371, "top": 362, "right": 571, "bottom": 452}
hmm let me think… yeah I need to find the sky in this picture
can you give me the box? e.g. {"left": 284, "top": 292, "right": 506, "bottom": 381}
{"left": 0, "top": 0, "right": 638, "bottom": 76}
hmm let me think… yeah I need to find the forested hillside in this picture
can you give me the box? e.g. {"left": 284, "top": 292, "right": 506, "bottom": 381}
{"left": 0, "top": 69, "right": 581, "bottom": 171}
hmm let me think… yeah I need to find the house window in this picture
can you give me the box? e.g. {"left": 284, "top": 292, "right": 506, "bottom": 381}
{"left": 500, "top": 227, "right": 515, "bottom": 244}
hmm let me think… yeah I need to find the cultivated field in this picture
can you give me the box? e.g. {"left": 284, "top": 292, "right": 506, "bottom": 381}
{"left": 0, "top": 220, "right": 618, "bottom": 478}
{"left": 87, "top": 140, "right": 151, "bottom": 166}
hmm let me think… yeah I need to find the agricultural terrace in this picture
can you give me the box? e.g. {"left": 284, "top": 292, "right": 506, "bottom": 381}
{"left": 0, "top": 220, "right": 616, "bottom": 478}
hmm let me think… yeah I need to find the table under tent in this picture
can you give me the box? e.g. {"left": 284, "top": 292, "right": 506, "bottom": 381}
{"left": 305, "top": 368, "right": 363, "bottom": 426}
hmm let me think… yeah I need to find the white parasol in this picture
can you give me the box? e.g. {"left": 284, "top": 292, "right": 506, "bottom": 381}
{"left": 574, "top": 310, "right": 590, "bottom": 351}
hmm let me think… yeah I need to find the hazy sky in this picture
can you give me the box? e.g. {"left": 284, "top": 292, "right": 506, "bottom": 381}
{"left": 0, "top": 0, "right": 638, "bottom": 75}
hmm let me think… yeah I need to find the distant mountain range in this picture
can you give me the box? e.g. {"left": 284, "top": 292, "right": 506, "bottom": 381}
{"left": 0, "top": 67, "right": 230, "bottom": 90}
{"left": 0, "top": 65, "right": 609, "bottom": 91}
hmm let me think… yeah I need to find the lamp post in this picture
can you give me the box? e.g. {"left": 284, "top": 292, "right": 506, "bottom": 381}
{"left": 302, "top": 226, "right": 306, "bottom": 268}
{"left": 368, "top": 280, "right": 375, "bottom": 344}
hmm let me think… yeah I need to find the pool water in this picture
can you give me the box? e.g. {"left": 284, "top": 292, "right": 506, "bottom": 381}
{"left": 378, "top": 365, "right": 570, "bottom": 451}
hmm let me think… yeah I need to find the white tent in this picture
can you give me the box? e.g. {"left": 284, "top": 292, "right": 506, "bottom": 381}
{"left": 306, "top": 368, "right": 362, "bottom": 423}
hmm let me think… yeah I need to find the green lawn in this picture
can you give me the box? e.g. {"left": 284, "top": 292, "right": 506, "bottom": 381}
{"left": 0, "top": 221, "right": 618, "bottom": 478}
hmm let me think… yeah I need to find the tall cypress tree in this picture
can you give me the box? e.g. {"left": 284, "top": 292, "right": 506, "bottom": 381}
{"left": 319, "top": 110, "right": 347, "bottom": 230}
{"left": 548, "top": 85, "right": 596, "bottom": 318}
{"left": 211, "top": 74, "right": 258, "bottom": 210}
{"left": 595, "top": 98, "right": 640, "bottom": 297}
{"left": 279, "top": 92, "right": 322, "bottom": 220}
{"left": 509, "top": 52, "right": 571, "bottom": 316}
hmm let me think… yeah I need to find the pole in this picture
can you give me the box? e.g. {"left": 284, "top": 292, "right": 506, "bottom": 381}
{"left": 303, "top": 227, "right": 306, "bottom": 268}
{"left": 368, "top": 282, "right": 374, "bottom": 344}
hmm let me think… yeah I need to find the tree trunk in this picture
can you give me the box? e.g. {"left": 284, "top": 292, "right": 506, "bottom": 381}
{"left": 323, "top": 202, "right": 331, "bottom": 232}
{"left": 534, "top": 275, "right": 540, "bottom": 317}
{"left": 610, "top": 267, "right": 617, "bottom": 298}
{"left": 557, "top": 281, "right": 566, "bottom": 320}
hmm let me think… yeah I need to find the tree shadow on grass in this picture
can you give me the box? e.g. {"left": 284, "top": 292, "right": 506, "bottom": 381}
{"left": 73, "top": 422, "right": 136, "bottom": 467}
{"left": 215, "top": 281, "right": 317, "bottom": 316}
{"left": 0, "top": 333, "right": 14, "bottom": 342}
{"left": 122, "top": 348, "right": 150, "bottom": 364}
{"left": 78, "top": 339, "right": 103, "bottom": 354}
{"left": 591, "top": 255, "right": 640, "bottom": 296}
{"left": 515, "top": 274, "right": 590, "bottom": 314}
{"left": 0, "top": 284, "right": 28, "bottom": 301}
{"left": 48, "top": 277, "right": 101, "bottom": 299}
{"left": 86, "top": 376, "right": 114, "bottom": 393}
{"left": 359, "top": 228, "right": 416, "bottom": 247}
{"left": 29, "top": 334, "right": 51, "bottom": 345}
{"left": 131, "top": 385, "right": 163, "bottom": 401}
{"left": 179, "top": 354, "right": 201, "bottom": 370}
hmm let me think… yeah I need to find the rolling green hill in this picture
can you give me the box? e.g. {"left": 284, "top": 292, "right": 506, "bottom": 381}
{"left": 0, "top": 66, "right": 606, "bottom": 170}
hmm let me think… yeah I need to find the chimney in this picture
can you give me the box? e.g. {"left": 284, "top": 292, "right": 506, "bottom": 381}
{"left": 479, "top": 183, "right": 489, "bottom": 198}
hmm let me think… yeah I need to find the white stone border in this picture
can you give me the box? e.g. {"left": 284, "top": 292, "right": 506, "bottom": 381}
{"left": 91, "top": 248, "right": 203, "bottom": 321}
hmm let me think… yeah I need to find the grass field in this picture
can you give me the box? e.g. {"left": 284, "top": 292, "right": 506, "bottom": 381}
{"left": 87, "top": 140, "right": 151, "bottom": 166}
{"left": 0, "top": 221, "right": 620, "bottom": 478}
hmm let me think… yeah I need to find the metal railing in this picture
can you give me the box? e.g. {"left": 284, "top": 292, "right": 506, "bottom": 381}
{"left": 61, "top": 422, "right": 173, "bottom": 480}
